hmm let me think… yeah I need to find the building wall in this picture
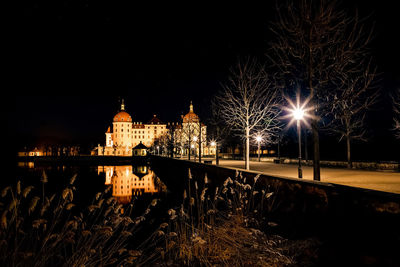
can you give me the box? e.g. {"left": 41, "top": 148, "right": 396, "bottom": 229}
{"left": 97, "top": 102, "right": 215, "bottom": 156}
{"left": 113, "top": 121, "right": 133, "bottom": 148}
{"left": 98, "top": 122, "right": 168, "bottom": 156}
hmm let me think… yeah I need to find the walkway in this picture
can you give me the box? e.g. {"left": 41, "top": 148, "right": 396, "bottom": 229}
{"left": 215, "top": 159, "right": 400, "bottom": 194}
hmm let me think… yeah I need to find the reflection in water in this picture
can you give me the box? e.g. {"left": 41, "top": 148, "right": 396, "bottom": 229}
{"left": 98, "top": 165, "right": 167, "bottom": 205}
{"left": 17, "top": 162, "right": 35, "bottom": 168}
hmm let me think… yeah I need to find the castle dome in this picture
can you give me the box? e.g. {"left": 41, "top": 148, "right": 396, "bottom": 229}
{"left": 113, "top": 111, "right": 132, "bottom": 122}
{"left": 183, "top": 101, "right": 199, "bottom": 123}
{"left": 113, "top": 99, "right": 132, "bottom": 122}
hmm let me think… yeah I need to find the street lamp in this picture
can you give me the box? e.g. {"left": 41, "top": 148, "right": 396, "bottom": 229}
{"left": 211, "top": 140, "right": 218, "bottom": 165}
{"left": 193, "top": 136, "right": 198, "bottom": 161}
{"left": 191, "top": 143, "right": 195, "bottom": 161}
{"left": 156, "top": 145, "right": 160, "bottom": 156}
{"left": 292, "top": 107, "right": 304, "bottom": 178}
{"left": 256, "top": 135, "right": 262, "bottom": 162}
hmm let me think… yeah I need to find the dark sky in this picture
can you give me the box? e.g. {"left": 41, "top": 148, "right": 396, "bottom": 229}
{"left": 4, "top": 1, "right": 400, "bottom": 159}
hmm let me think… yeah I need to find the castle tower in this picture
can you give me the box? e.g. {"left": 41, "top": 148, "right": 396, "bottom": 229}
{"left": 112, "top": 99, "right": 133, "bottom": 155}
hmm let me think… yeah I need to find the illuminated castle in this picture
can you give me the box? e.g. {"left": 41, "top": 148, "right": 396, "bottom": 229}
{"left": 97, "top": 100, "right": 167, "bottom": 156}
{"left": 96, "top": 100, "right": 215, "bottom": 157}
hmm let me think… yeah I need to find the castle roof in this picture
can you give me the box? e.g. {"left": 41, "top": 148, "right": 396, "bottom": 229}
{"left": 148, "top": 114, "right": 162, "bottom": 124}
{"left": 113, "top": 99, "right": 132, "bottom": 122}
{"left": 133, "top": 142, "right": 148, "bottom": 150}
{"left": 183, "top": 101, "right": 199, "bottom": 123}
{"left": 113, "top": 111, "right": 132, "bottom": 122}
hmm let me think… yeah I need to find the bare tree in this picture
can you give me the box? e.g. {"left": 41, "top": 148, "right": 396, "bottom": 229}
{"left": 209, "top": 98, "right": 233, "bottom": 165}
{"left": 158, "top": 123, "right": 178, "bottom": 158}
{"left": 268, "top": 0, "right": 375, "bottom": 179}
{"left": 216, "top": 59, "right": 282, "bottom": 170}
{"left": 393, "top": 88, "right": 400, "bottom": 139}
{"left": 331, "top": 61, "right": 378, "bottom": 168}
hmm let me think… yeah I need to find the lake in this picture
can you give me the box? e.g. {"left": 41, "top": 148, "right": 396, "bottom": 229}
{"left": 14, "top": 161, "right": 184, "bottom": 246}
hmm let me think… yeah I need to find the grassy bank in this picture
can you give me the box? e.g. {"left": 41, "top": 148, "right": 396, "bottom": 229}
{"left": 1, "top": 169, "right": 319, "bottom": 266}
{"left": 140, "top": 170, "right": 320, "bottom": 266}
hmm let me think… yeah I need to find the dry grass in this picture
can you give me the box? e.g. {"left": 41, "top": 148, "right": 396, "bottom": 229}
{"left": 0, "top": 171, "right": 157, "bottom": 267}
{"left": 142, "top": 169, "right": 309, "bottom": 266}
{"left": 0, "top": 169, "right": 320, "bottom": 266}
{"left": 171, "top": 214, "right": 292, "bottom": 266}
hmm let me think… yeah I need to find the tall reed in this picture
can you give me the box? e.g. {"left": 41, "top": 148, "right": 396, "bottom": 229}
{"left": 145, "top": 170, "right": 294, "bottom": 266}
{"left": 0, "top": 171, "right": 158, "bottom": 267}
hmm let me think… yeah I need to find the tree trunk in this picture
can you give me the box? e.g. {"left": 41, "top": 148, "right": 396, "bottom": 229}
{"left": 216, "top": 143, "right": 219, "bottom": 165}
{"left": 312, "top": 119, "right": 321, "bottom": 181}
{"left": 304, "top": 128, "right": 308, "bottom": 161}
{"left": 188, "top": 134, "right": 191, "bottom": 161}
{"left": 277, "top": 136, "right": 281, "bottom": 162}
{"left": 246, "top": 126, "right": 250, "bottom": 170}
{"left": 308, "top": 21, "right": 320, "bottom": 181}
{"left": 346, "top": 135, "right": 352, "bottom": 169}
{"left": 198, "top": 122, "right": 202, "bottom": 163}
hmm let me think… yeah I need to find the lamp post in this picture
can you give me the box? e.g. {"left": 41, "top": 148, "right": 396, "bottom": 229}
{"left": 256, "top": 135, "right": 262, "bottom": 162}
{"left": 193, "top": 136, "right": 198, "bottom": 161}
{"left": 211, "top": 141, "right": 218, "bottom": 165}
{"left": 191, "top": 144, "right": 195, "bottom": 161}
{"left": 156, "top": 145, "right": 160, "bottom": 156}
{"left": 292, "top": 108, "right": 304, "bottom": 178}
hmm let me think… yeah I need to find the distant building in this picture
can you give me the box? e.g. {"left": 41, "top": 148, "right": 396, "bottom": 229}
{"left": 19, "top": 146, "right": 80, "bottom": 157}
{"left": 173, "top": 101, "right": 215, "bottom": 157}
{"left": 96, "top": 100, "right": 215, "bottom": 157}
{"left": 18, "top": 147, "right": 43, "bottom": 157}
{"left": 97, "top": 100, "right": 167, "bottom": 156}
{"left": 133, "top": 142, "right": 148, "bottom": 156}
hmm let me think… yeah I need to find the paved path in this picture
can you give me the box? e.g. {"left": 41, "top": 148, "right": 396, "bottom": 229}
{"left": 215, "top": 159, "right": 400, "bottom": 194}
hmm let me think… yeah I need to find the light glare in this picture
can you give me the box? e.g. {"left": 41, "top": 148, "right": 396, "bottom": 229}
{"left": 293, "top": 108, "right": 304, "bottom": 120}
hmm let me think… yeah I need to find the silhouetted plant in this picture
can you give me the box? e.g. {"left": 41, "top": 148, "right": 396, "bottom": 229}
{"left": 143, "top": 169, "right": 295, "bottom": 266}
{"left": 0, "top": 171, "right": 158, "bottom": 267}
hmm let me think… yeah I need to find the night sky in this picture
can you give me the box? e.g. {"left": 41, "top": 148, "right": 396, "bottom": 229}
{"left": 4, "top": 1, "right": 400, "bottom": 161}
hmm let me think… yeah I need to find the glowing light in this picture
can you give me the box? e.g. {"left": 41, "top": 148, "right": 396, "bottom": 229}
{"left": 256, "top": 135, "right": 262, "bottom": 143}
{"left": 210, "top": 141, "right": 216, "bottom": 146}
{"left": 193, "top": 136, "right": 198, "bottom": 142}
{"left": 292, "top": 108, "right": 304, "bottom": 120}
{"left": 281, "top": 92, "right": 315, "bottom": 129}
